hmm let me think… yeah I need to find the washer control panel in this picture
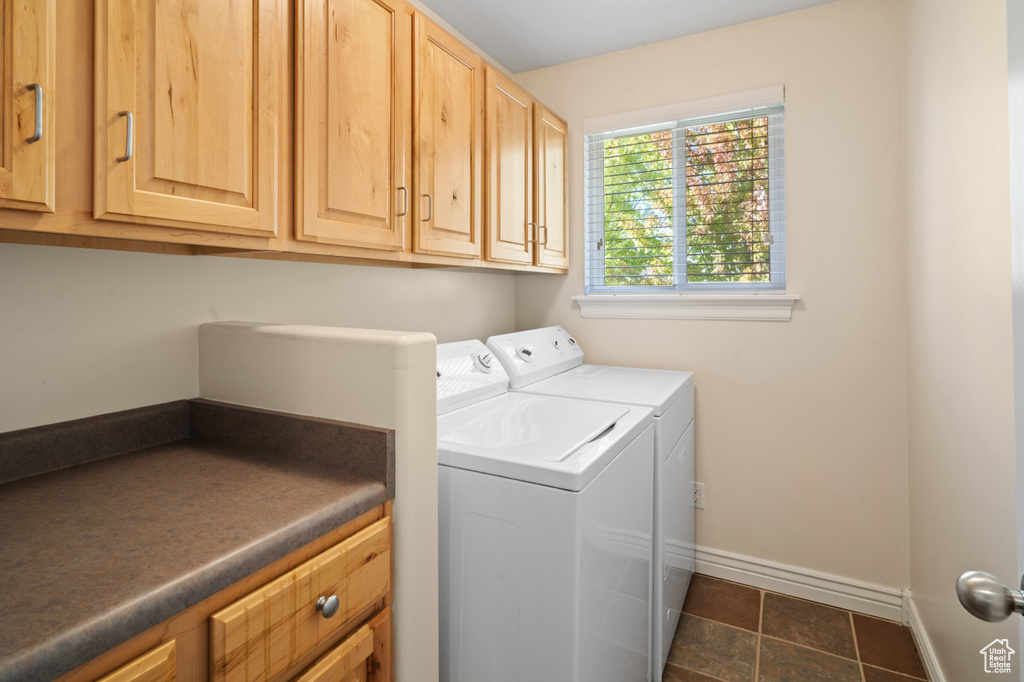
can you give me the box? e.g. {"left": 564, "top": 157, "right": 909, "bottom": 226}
{"left": 486, "top": 326, "right": 584, "bottom": 389}
{"left": 437, "top": 340, "right": 510, "bottom": 414}
{"left": 515, "top": 345, "right": 535, "bottom": 363}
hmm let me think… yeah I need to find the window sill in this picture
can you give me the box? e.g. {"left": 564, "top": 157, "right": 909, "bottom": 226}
{"left": 571, "top": 293, "right": 801, "bottom": 321}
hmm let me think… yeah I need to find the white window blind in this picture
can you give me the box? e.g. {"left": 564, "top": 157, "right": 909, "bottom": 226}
{"left": 584, "top": 99, "right": 785, "bottom": 294}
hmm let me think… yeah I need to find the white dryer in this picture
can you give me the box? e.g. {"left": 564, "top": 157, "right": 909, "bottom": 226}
{"left": 485, "top": 327, "right": 695, "bottom": 682}
{"left": 437, "top": 340, "right": 655, "bottom": 682}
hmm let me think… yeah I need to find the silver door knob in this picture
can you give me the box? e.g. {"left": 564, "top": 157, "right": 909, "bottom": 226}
{"left": 315, "top": 594, "right": 340, "bottom": 619}
{"left": 956, "top": 571, "right": 1024, "bottom": 622}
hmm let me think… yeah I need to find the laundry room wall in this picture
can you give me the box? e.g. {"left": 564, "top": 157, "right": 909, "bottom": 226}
{"left": 514, "top": 0, "right": 910, "bottom": 590}
{"left": 904, "top": 0, "right": 1018, "bottom": 676}
{"left": 0, "top": 242, "right": 517, "bottom": 432}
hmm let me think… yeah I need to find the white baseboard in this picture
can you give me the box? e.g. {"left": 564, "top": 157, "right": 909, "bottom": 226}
{"left": 694, "top": 546, "right": 946, "bottom": 680}
{"left": 906, "top": 596, "right": 946, "bottom": 682}
{"left": 694, "top": 545, "right": 905, "bottom": 621}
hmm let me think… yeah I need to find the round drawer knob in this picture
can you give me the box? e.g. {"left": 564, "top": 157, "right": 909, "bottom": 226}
{"left": 316, "top": 594, "right": 340, "bottom": 619}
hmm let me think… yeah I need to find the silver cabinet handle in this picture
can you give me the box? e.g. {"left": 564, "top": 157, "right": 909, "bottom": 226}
{"left": 26, "top": 84, "right": 42, "bottom": 144}
{"left": 539, "top": 225, "right": 549, "bottom": 246}
{"left": 397, "top": 187, "right": 408, "bottom": 217}
{"left": 422, "top": 194, "right": 433, "bottom": 222}
{"left": 528, "top": 222, "right": 537, "bottom": 245}
{"left": 117, "top": 111, "right": 133, "bottom": 162}
{"left": 315, "top": 594, "right": 340, "bottom": 619}
{"left": 957, "top": 571, "right": 1024, "bottom": 622}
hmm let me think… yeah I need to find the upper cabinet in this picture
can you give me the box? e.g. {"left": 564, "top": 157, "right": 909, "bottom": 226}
{"left": 0, "top": 0, "right": 55, "bottom": 213}
{"left": 413, "top": 15, "right": 482, "bottom": 259}
{"left": 0, "top": 3, "right": 566, "bottom": 272}
{"left": 482, "top": 74, "right": 568, "bottom": 270}
{"left": 533, "top": 103, "right": 568, "bottom": 269}
{"left": 295, "top": 0, "right": 411, "bottom": 250}
{"left": 484, "top": 67, "right": 533, "bottom": 266}
{"left": 94, "top": 0, "right": 281, "bottom": 237}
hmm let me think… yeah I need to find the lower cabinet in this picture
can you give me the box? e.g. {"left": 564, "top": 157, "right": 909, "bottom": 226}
{"left": 294, "top": 609, "right": 391, "bottom": 682}
{"left": 210, "top": 517, "right": 392, "bottom": 682}
{"left": 94, "top": 642, "right": 176, "bottom": 682}
{"left": 54, "top": 506, "right": 392, "bottom": 682}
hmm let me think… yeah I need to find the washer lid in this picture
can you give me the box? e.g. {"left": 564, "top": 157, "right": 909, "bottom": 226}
{"left": 522, "top": 365, "right": 694, "bottom": 416}
{"left": 437, "top": 393, "right": 650, "bottom": 491}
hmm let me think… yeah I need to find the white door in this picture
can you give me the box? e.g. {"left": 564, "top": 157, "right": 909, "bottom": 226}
{"left": 960, "top": 4, "right": 1024, "bottom": 679}
{"left": 1011, "top": 1, "right": 1024, "bottom": 678}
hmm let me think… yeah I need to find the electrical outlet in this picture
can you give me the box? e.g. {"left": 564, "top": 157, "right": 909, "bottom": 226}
{"left": 693, "top": 482, "right": 704, "bottom": 510}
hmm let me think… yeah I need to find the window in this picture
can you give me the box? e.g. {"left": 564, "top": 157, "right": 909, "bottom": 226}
{"left": 584, "top": 90, "right": 786, "bottom": 295}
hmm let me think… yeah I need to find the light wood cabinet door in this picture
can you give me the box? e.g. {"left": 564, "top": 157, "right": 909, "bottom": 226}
{"left": 94, "top": 0, "right": 280, "bottom": 237}
{"left": 295, "top": 0, "right": 411, "bottom": 250}
{"left": 534, "top": 103, "right": 568, "bottom": 269}
{"left": 484, "top": 67, "right": 533, "bottom": 266}
{"left": 95, "top": 641, "right": 175, "bottom": 682}
{"left": 293, "top": 607, "right": 391, "bottom": 682}
{"left": 294, "top": 624, "right": 372, "bottom": 682}
{"left": 413, "top": 15, "right": 482, "bottom": 259}
{"left": 0, "top": 0, "right": 54, "bottom": 212}
{"left": 210, "top": 517, "right": 392, "bottom": 682}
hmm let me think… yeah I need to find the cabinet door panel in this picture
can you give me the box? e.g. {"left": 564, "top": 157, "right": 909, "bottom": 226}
{"left": 150, "top": 1, "right": 252, "bottom": 199}
{"left": 413, "top": 15, "right": 481, "bottom": 258}
{"left": 294, "top": 606, "right": 391, "bottom": 682}
{"left": 296, "top": 0, "right": 409, "bottom": 249}
{"left": 534, "top": 103, "right": 567, "bottom": 269}
{"left": 294, "top": 625, "right": 372, "bottom": 682}
{"left": 0, "top": 0, "right": 54, "bottom": 212}
{"left": 485, "top": 67, "right": 532, "bottom": 265}
{"left": 95, "top": 0, "right": 279, "bottom": 236}
{"left": 96, "top": 641, "right": 175, "bottom": 682}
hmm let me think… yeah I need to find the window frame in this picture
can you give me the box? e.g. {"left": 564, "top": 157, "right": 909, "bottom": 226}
{"left": 583, "top": 88, "right": 788, "bottom": 297}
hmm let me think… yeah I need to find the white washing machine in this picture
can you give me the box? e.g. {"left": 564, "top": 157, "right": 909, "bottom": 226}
{"left": 437, "top": 340, "right": 655, "bottom": 682}
{"left": 485, "top": 327, "right": 695, "bottom": 682}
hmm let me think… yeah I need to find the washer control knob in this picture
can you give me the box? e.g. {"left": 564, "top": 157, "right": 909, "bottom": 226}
{"left": 567, "top": 337, "right": 577, "bottom": 346}
{"left": 552, "top": 339, "right": 561, "bottom": 350}
{"left": 472, "top": 351, "right": 493, "bottom": 373}
{"left": 515, "top": 345, "right": 534, "bottom": 363}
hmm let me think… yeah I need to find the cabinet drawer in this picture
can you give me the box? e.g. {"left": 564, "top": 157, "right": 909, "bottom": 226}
{"left": 95, "top": 641, "right": 175, "bottom": 682}
{"left": 293, "top": 623, "right": 373, "bottom": 682}
{"left": 294, "top": 605, "right": 391, "bottom": 682}
{"left": 210, "top": 517, "right": 392, "bottom": 682}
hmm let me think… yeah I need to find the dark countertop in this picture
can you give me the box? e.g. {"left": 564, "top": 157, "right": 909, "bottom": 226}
{"left": 0, "top": 399, "right": 395, "bottom": 682}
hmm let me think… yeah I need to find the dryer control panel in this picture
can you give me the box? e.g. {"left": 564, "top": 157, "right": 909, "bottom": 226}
{"left": 486, "top": 326, "right": 585, "bottom": 389}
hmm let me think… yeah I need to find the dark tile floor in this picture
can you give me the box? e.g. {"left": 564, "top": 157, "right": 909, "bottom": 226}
{"left": 665, "top": 575, "right": 929, "bottom": 682}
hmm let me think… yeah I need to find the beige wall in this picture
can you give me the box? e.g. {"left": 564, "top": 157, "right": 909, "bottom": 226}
{"left": 0, "top": 243, "right": 516, "bottom": 433}
{"left": 515, "top": 0, "right": 911, "bottom": 588}
{"left": 904, "top": 0, "right": 1019, "bottom": 676}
